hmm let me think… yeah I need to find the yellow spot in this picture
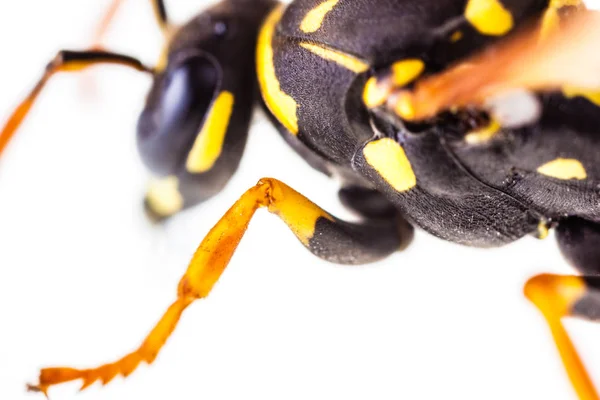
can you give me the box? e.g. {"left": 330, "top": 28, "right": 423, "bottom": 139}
{"left": 464, "top": 119, "right": 501, "bottom": 145}
{"left": 257, "top": 5, "right": 299, "bottom": 135}
{"left": 391, "top": 59, "right": 425, "bottom": 87}
{"left": 145, "top": 176, "right": 184, "bottom": 217}
{"left": 465, "top": 0, "right": 514, "bottom": 36}
{"left": 300, "top": 0, "right": 339, "bottom": 33}
{"left": 450, "top": 30, "right": 464, "bottom": 42}
{"left": 563, "top": 86, "right": 600, "bottom": 107}
{"left": 363, "top": 77, "right": 390, "bottom": 108}
{"left": 537, "top": 158, "right": 587, "bottom": 180}
{"left": 265, "top": 179, "right": 334, "bottom": 246}
{"left": 392, "top": 92, "right": 416, "bottom": 121}
{"left": 299, "top": 42, "right": 369, "bottom": 74}
{"left": 186, "top": 91, "right": 235, "bottom": 174}
{"left": 363, "top": 138, "right": 417, "bottom": 192}
{"left": 536, "top": 221, "right": 551, "bottom": 240}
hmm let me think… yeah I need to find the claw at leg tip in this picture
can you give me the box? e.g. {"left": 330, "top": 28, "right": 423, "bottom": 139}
{"left": 26, "top": 383, "right": 49, "bottom": 399}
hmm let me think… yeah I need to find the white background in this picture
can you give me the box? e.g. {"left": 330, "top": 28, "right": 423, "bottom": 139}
{"left": 1, "top": 1, "right": 600, "bottom": 399}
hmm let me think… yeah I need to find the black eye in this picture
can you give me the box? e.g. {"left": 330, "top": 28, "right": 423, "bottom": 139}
{"left": 136, "top": 54, "right": 221, "bottom": 176}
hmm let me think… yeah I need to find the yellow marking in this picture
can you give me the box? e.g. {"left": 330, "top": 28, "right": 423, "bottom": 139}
{"left": 145, "top": 176, "right": 184, "bottom": 217}
{"left": 465, "top": 0, "right": 514, "bottom": 36}
{"left": 299, "top": 42, "right": 370, "bottom": 74}
{"left": 186, "top": 91, "right": 235, "bottom": 174}
{"left": 300, "top": 0, "right": 340, "bottom": 33}
{"left": 450, "top": 30, "right": 464, "bottom": 42}
{"left": 391, "top": 59, "right": 425, "bottom": 87}
{"left": 363, "top": 138, "right": 417, "bottom": 192}
{"left": 392, "top": 92, "right": 417, "bottom": 120}
{"left": 540, "top": 7, "right": 560, "bottom": 42}
{"left": 363, "top": 77, "right": 390, "bottom": 108}
{"left": 266, "top": 179, "right": 334, "bottom": 246}
{"left": 257, "top": 5, "right": 299, "bottom": 135}
{"left": 536, "top": 221, "right": 550, "bottom": 240}
{"left": 540, "top": 1, "right": 583, "bottom": 42}
{"left": 563, "top": 86, "right": 600, "bottom": 107}
{"left": 537, "top": 158, "right": 587, "bottom": 180}
{"left": 363, "top": 59, "right": 423, "bottom": 109}
{"left": 464, "top": 119, "right": 501, "bottom": 144}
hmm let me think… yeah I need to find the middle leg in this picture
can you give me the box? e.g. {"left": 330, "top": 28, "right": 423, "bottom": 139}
{"left": 27, "top": 178, "right": 413, "bottom": 395}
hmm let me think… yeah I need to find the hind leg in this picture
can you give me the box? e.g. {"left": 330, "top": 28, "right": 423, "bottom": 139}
{"left": 525, "top": 217, "right": 600, "bottom": 400}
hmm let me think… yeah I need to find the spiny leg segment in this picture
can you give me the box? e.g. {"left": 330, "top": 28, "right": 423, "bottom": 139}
{"left": 27, "top": 178, "right": 411, "bottom": 395}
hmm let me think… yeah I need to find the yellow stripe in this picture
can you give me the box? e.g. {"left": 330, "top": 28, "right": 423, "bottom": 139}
{"left": 537, "top": 158, "right": 587, "bottom": 180}
{"left": 563, "top": 86, "right": 600, "bottom": 107}
{"left": 465, "top": 0, "right": 514, "bottom": 36}
{"left": 300, "top": 0, "right": 340, "bottom": 33}
{"left": 186, "top": 91, "right": 235, "bottom": 174}
{"left": 364, "top": 138, "right": 417, "bottom": 192}
{"left": 299, "top": 42, "right": 369, "bottom": 74}
{"left": 257, "top": 5, "right": 299, "bottom": 135}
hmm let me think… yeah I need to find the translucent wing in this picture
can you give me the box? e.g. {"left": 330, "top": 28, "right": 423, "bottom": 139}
{"left": 399, "top": 11, "right": 600, "bottom": 121}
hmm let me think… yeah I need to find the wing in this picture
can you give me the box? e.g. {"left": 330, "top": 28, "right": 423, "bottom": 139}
{"left": 395, "top": 10, "right": 600, "bottom": 121}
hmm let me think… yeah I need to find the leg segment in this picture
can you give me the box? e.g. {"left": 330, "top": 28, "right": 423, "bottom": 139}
{"left": 525, "top": 218, "right": 600, "bottom": 400}
{"left": 93, "top": 0, "right": 170, "bottom": 46}
{"left": 27, "top": 178, "right": 413, "bottom": 395}
{"left": 525, "top": 274, "right": 599, "bottom": 400}
{"left": 0, "top": 50, "right": 152, "bottom": 158}
{"left": 150, "top": 0, "right": 170, "bottom": 33}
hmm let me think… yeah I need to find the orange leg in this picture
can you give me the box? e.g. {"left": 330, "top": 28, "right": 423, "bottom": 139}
{"left": 525, "top": 274, "right": 600, "bottom": 400}
{"left": 0, "top": 50, "right": 152, "bottom": 159}
{"left": 27, "top": 178, "right": 411, "bottom": 395}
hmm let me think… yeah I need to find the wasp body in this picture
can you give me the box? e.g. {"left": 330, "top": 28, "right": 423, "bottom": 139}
{"left": 2, "top": 0, "right": 600, "bottom": 399}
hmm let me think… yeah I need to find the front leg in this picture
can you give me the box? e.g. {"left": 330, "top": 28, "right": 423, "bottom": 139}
{"left": 27, "top": 178, "right": 413, "bottom": 395}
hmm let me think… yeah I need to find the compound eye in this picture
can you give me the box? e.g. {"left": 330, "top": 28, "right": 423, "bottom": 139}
{"left": 137, "top": 53, "right": 221, "bottom": 176}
